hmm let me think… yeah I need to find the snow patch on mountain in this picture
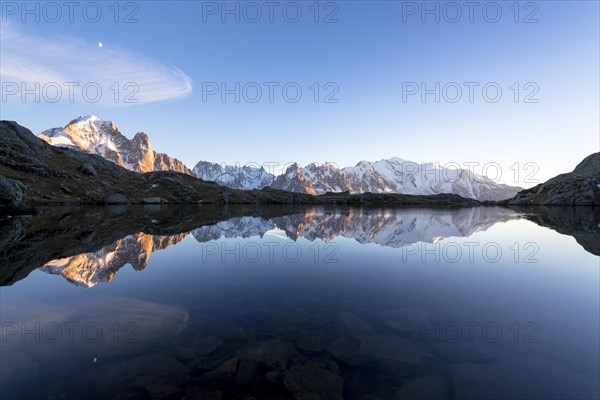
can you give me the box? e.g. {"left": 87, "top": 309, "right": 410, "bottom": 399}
{"left": 192, "top": 161, "right": 274, "bottom": 190}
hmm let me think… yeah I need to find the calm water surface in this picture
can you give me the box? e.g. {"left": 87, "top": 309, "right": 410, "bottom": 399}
{"left": 1, "top": 206, "right": 598, "bottom": 399}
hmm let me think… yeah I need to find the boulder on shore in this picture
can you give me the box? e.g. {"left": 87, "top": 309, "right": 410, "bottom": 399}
{"left": 0, "top": 176, "right": 27, "bottom": 209}
{"left": 102, "top": 194, "right": 128, "bottom": 204}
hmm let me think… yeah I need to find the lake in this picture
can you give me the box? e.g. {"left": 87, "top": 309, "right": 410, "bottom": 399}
{"left": 1, "top": 205, "right": 598, "bottom": 399}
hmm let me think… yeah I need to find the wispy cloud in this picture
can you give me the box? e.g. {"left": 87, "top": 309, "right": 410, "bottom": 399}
{"left": 0, "top": 24, "right": 193, "bottom": 105}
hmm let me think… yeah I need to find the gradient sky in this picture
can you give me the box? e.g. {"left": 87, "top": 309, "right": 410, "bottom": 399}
{"left": 1, "top": 0, "right": 598, "bottom": 186}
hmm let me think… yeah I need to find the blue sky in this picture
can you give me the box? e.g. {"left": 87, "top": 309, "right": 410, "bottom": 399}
{"left": 1, "top": 0, "right": 598, "bottom": 185}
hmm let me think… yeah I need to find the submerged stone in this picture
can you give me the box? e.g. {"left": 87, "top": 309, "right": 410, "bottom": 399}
{"left": 238, "top": 339, "right": 298, "bottom": 371}
{"left": 336, "top": 312, "right": 375, "bottom": 336}
{"left": 357, "top": 335, "right": 431, "bottom": 375}
{"left": 197, "top": 357, "right": 239, "bottom": 385}
{"left": 235, "top": 359, "right": 258, "bottom": 387}
{"left": 327, "top": 335, "right": 361, "bottom": 365}
{"left": 284, "top": 363, "right": 344, "bottom": 400}
{"left": 393, "top": 375, "right": 448, "bottom": 400}
{"left": 193, "top": 336, "right": 224, "bottom": 356}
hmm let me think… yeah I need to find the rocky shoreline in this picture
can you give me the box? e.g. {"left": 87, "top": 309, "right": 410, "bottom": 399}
{"left": 503, "top": 152, "right": 599, "bottom": 206}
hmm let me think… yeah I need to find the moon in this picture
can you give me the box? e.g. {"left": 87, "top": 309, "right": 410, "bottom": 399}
{"left": 98, "top": 42, "right": 103, "bottom": 48}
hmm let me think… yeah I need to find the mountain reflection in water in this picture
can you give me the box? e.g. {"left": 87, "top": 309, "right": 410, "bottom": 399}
{"left": 0, "top": 205, "right": 598, "bottom": 400}
{"left": 37, "top": 207, "right": 519, "bottom": 287}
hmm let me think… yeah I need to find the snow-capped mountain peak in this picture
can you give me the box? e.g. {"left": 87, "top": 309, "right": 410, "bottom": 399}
{"left": 68, "top": 114, "right": 99, "bottom": 125}
{"left": 38, "top": 116, "right": 192, "bottom": 175}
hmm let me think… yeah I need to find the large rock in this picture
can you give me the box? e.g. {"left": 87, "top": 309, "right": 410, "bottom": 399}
{"left": 237, "top": 339, "right": 298, "bottom": 371}
{"left": 0, "top": 176, "right": 26, "bottom": 209}
{"left": 144, "top": 383, "right": 182, "bottom": 398}
{"left": 197, "top": 357, "right": 239, "bottom": 385}
{"left": 234, "top": 359, "right": 258, "bottom": 386}
{"left": 327, "top": 335, "right": 361, "bottom": 365}
{"left": 79, "top": 162, "right": 97, "bottom": 176}
{"left": 143, "top": 197, "right": 164, "bottom": 204}
{"left": 356, "top": 335, "right": 431, "bottom": 376}
{"left": 394, "top": 375, "right": 448, "bottom": 400}
{"left": 102, "top": 194, "right": 128, "bottom": 204}
{"left": 297, "top": 333, "right": 326, "bottom": 353}
{"left": 336, "top": 312, "right": 375, "bottom": 336}
{"left": 184, "top": 388, "right": 223, "bottom": 400}
{"left": 192, "top": 336, "right": 223, "bottom": 356}
{"left": 284, "top": 363, "right": 344, "bottom": 400}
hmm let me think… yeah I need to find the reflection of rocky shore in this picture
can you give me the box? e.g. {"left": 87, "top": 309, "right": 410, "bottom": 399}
{"left": 0, "top": 204, "right": 298, "bottom": 286}
{"left": 515, "top": 206, "right": 600, "bottom": 256}
{"left": 1, "top": 205, "right": 598, "bottom": 288}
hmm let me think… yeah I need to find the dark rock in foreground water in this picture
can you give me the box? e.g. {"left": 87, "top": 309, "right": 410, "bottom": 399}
{"left": 284, "top": 362, "right": 344, "bottom": 400}
{"left": 238, "top": 339, "right": 298, "bottom": 371}
{"left": 356, "top": 335, "right": 431, "bottom": 376}
{"left": 393, "top": 375, "right": 448, "bottom": 400}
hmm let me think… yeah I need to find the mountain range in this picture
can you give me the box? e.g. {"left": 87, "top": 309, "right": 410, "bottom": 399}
{"left": 1, "top": 120, "right": 477, "bottom": 209}
{"left": 37, "top": 116, "right": 521, "bottom": 201}
{"left": 270, "top": 160, "right": 521, "bottom": 201}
